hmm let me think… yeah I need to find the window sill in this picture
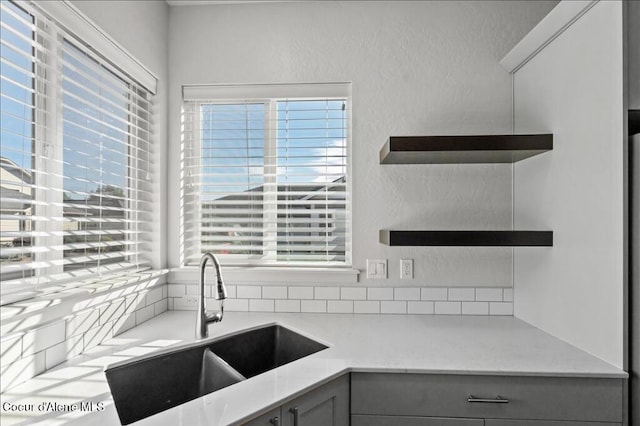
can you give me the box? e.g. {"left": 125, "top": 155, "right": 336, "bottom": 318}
{"left": 169, "top": 266, "right": 360, "bottom": 284}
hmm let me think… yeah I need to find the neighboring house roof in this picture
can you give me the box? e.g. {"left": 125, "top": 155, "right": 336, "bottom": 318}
{"left": 64, "top": 196, "right": 125, "bottom": 217}
{"left": 211, "top": 176, "right": 346, "bottom": 203}
{"left": 0, "top": 186, "right": 32, "bottom": 211}
{"left": 0, "top": 157, "right": 33, "bottom": 213}
{"left": 0, "top": 156, "right": 32, "bottom": 185}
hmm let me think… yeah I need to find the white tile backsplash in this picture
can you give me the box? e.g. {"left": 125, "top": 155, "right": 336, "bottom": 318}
{"left": 113, "top": 311, "right": 137, "bottom": 335}
{"left": 236, "top": 285, "right": 261, "bottom": 299}
{"left": 275, "top": 299, "right": 301, "bottom": 313}
{"left": 168, "top": 284, "right": 185, "bottom": 297}
{"left": 301, "top": 300, "right": 327, "bottom": 313}
{"left": 1, "top": 282, "right": 169, "bottom": 393}
{"left": 462, "top": 301, "right": 490, "bottom": 315}
{"left": 503, "top": 288, "right": 513, "bottom": 302}
{"left": 154, "top": 299, "right": 168, "bottom": 316}
{"left": 45, "top": 335, "right": 83, "bottom": 370}
{"left": 145, "top": 287, "right": 164, "bottom": 305}
{"left": 327, "top": 300, "right": 353, "bottom": 313}
{"left": 288, "top": 286, "right": 314, "bottom": 300}
{"left": 224, "top": 299, "right": 249, "bottom": 312}
{"left": 0, "top": 335, "right": 22, "bottom": 367}
{"left": 381, "top": 301, "right": 407, "bottom": 314}
{"left": 125, "top": 293, "right": 146, "bottom": 313}
{"left": 421, "top": 287, "right": 448, "bottom": 301}
{"left": 224, "top": 285, "right": 237, "bottom": 299}
{"left": 354, "top": 300, "right": 380, "bottom": 314}
{"left": 100, "top": 300, "right": 125, "bottom": 326}
{"left": 408, "top": 301, "right": 435, "bottom": 314}
{"left": 45, "top": 340, "right": 72, "bottom": 370}
{"left": 249, "top": 299, "right": 275, "bottom": 312}
{"left": 435, "top": 301, "right": 462, "bottom": 315}
{"left": 394, "top": 287, "right": 420, "bottom": 301}
{"left": 1, "top": 278, "right": 515, "bottom": 395}
{"left": 340, "top": 287, "right": 367, "bottom": 300}
{"left": 490, "top": 302, "right": 514, "bottom": 316}
{"left": 367, "top": 287, "right": 394, "bottom": 300}
{"left": 315, "top": 286, "right": 340, "bottom": 300}
{"left": 448, "top": 288, "right": 475, "bottom": 301}
{"left": 262, "top": 286, "right": 288, "bottom": 299}
{"left": 166, "top": 283, "right": 512, "bottom": 317}
{"left": 0, "top": 352, "right": 45, "bottom": 393}
{"left": 475, "top": 288, "right": 504, "bottom": 302}
{"left": 23, "top": 321, "right": 66, "bottom": 355}
{"left": 66, "top": 309, "right": 100, "bottom": 338}
{"left": 135, "top": 304, "right": 155, "bottom": 325}
{"left": 84, "top": 322, "right": 114, "bottom": 351}
{"left": 186, "top": 284, "right": 208, "bottom": 297}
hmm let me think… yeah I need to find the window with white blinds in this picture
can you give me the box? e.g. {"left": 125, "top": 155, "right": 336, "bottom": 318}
{"left": 182, "top": 84, "right": 351, "bottom": 266}
{"left": 0, "top": 1, "right": 154, "bottom": 290}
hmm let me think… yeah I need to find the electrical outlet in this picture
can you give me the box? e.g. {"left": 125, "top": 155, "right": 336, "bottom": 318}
{"left": 182, "top": 295, "right": 199, "bottom": 307}
{"left": 367, "top": 259, "right": 387, "bottom": 279}
{"left": 400, "top": 259, "right": 413, "bottom": 279}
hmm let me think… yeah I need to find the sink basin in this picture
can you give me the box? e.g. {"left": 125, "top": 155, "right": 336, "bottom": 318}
{"left": 104, "top": 324, "right": 327, "bottom": 424}
{"left": 208, "top": 324, "right": 328, "bottom": 379}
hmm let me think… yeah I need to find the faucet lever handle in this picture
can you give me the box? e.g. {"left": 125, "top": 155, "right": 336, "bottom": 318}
{"left": 204, "top": 310, "right": 223, "bottom": 323}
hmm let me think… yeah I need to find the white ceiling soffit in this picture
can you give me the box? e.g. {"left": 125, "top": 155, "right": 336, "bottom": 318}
{"left": 166, "top": 0, "right": 301, "bottom": 6}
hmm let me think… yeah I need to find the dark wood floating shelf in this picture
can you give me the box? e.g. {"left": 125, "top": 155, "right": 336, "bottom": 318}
{"left": 380, "top": 230, "right": 553, "bottom": 247}
{"left": 379, "top": 134, "right": 553, "bottom": 164}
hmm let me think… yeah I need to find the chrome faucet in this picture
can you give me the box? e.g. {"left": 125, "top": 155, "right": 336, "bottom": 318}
{"left": 196, "top": 252, "right": 227, "bottom": 339}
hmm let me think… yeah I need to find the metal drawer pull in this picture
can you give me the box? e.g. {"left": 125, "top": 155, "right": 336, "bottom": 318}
{"left": 269, "top": 416, "right": 280, "bottom": 426}
{"left": 467, "top": 395, "right": 509, "bottom": 403}
{"left": 289, "top": 407, "right": 299, "bottom": 426}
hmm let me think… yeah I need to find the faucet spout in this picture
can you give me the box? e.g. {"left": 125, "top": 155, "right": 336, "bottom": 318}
{"left": 196, "top": 252, "right": 227, "bottom": 339}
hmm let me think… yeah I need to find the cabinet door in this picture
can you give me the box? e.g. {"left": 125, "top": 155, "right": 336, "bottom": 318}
{"left": 281, "top": 374, "right": 349, "bottom": 426}
{"left": 486, "top": 420, "right": 621, "bottom": 426}
{"left": 244, "top": 408, "right": 282, "bottom": 426}
{"left": 352, "top": 415, "right": 484, "bottom": 426}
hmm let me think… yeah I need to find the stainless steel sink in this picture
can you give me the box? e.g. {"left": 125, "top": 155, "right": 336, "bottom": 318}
{"left": 104, "top": 324, "right": 327, "bottom": 425}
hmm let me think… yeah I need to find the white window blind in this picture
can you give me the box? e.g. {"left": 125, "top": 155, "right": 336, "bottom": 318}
{"left": 182, "top": 84, "right": 351, "bottom": 266}
{"left": 0, "top": 1, "right": 154, "bottom": 290}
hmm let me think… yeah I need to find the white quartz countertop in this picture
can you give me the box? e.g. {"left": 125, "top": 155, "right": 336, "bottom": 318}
{"left": 0, "top": 311, "right": 626, "bottom": 426}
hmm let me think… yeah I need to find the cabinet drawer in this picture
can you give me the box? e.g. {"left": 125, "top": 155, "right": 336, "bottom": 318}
{"left": 486, "top": 420, "right": 621, "bottom": 426}
{"left": 352, "top": 415, "right": 483, "bottom": 426}
{"left": 351, "top": 373, "right": 623, "bottom": 423}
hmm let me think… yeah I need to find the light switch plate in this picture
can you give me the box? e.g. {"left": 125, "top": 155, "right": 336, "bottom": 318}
{"left": 366, "top": 259, "right": 387, "bottom": 279}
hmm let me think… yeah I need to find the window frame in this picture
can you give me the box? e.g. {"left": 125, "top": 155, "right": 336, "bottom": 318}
{"left": 0, "top": 0, "right": 157, "bottom": 298}
{"left": 181, "top": 83, "right": 353, "bottom": 270}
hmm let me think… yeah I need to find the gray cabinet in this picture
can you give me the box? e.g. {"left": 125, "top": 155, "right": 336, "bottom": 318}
{"left": 352, "top": 415, "right": 483, "bottom": 426}
{"left": 245, "top": 374, "right": 349, "bottom": 426}
{"left": 485, "top": 421, "right": 620, "bottom": 426}
{"left": 244, "top": 408, "right": 281, "bottom": 426}
{"left": 351, "top": 373, "right": 624, "bottom": 425}
{"left": 281, "top": 374, "right": 349, "bottom": 426}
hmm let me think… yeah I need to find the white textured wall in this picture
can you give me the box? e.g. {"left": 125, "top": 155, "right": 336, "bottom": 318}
{"left": 71, "top": 0, "right": 170, "bottom": 270}
{"left": 167, "top": 0, "right": 556, "bottom": 288}
{"left": 513, "top": 1, "right": 625, "bottom": 367}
